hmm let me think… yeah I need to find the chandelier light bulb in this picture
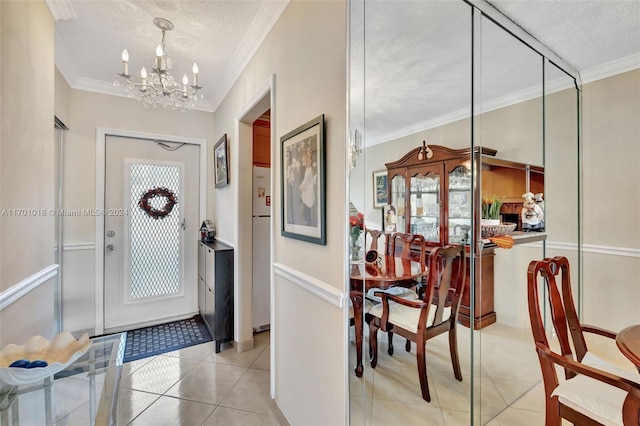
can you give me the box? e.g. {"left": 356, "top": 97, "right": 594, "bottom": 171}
{"left": 115, "top": 18, "right": 203, "bottom": 110}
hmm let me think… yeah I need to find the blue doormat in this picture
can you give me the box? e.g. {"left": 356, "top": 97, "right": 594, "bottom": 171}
{"left": 123, "top": 315, "right": 212, "bottom": 363}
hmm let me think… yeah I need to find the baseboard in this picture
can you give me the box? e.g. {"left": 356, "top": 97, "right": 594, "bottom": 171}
{"left": 271, "top": 399, "right": 290, "bottom": 426}
{"left": 236, "top": 337, "right": 255, "bottom": 353}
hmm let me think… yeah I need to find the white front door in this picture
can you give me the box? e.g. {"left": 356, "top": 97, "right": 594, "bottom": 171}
{"left": 104, "top": 135, "right": 199, "bottom": 332}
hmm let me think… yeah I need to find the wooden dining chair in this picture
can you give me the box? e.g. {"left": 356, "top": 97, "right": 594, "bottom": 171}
{"left": 368, "top": 244, "right": 466, "bottom": 402}
{"left": 387, "top": 232, "right": 428, "bottom": 354}
{"left": 527, "top": 256, "right": 640, "bottom": 425}
{"left": 365, "top": 228, "right": 390, "bottom": 256}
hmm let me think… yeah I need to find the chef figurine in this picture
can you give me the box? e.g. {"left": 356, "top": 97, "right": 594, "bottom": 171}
{"left": 521, "top": 192, "right": 544, "bottom": 231}
{"left": 534, "top": 193, "right": 545, "bottom": 230}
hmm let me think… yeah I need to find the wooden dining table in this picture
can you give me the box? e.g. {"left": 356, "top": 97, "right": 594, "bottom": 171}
{"left": 616, "top": 324, "right": 640, "bottom": 373}
{"left": 349, "top": 255, "right": 427, "bottom": 377}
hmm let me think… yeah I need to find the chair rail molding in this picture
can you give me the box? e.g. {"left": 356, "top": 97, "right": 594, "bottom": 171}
{"left": 273, "top": 263, "right": 344, "bottom": 308}
{"left": 0, "top": 264, "right": 59, "bottom": 311}
{"left": 522, "top": 241, "right": 640, "bottom": 258}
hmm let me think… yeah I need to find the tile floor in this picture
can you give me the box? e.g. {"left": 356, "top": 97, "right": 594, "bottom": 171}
{"left": 349, "top": 322, "right": 638, "bottom": 425}
{"left": 8, "top": 330, "right": 275, "bottom": 425}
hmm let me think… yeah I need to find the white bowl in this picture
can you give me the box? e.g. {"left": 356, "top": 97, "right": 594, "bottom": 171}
{"left": 0, "top": 332, "right": 92, "bottom": 386}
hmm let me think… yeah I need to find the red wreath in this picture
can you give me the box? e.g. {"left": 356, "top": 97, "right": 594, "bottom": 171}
{"left": 138, "top": 187, "right": 177, "bottom": 220}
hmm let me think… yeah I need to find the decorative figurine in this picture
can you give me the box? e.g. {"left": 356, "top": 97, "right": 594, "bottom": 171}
{"left": 521, "top": 192, "right": 544, "bottom": 232}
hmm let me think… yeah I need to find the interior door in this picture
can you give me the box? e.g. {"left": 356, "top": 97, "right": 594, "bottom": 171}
{"left": 104, "top": 135, "right": 199, "bottom": 332}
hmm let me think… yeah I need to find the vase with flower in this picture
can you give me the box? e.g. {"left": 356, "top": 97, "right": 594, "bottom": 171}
{"left": 349, "top": 212, "right": 364, "bottom": 262}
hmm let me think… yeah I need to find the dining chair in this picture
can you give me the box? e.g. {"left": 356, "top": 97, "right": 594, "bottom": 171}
{"left": 527, "top": 256, "right": 640, "bottom": 425}
{"left": 368, "top": 244, "right": 466, "bottom": 402}
{"left": 387, "top": 232, "right": 428, "bottom": 354}
{"left": 365, "top": 228, "right": 390, "bottom": 257}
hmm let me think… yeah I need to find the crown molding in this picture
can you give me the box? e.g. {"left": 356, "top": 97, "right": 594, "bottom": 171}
{"left": 71, "top": 77, "right": 215, "bottom": 113}
{"left": 45, "top": 0, "right": 77, "bottom": 21}
{"left": 367, "top": 55, "right": 639, "bottom": 147}
{"left": 211, "top": 0, "right": 290, "bottom": 112}
{"left": 580, "top": 53, "right": 640, "bottom": 85}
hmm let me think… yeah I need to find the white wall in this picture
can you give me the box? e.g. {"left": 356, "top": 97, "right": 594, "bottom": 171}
{"left": 212, "top": 0, "right": 347, "bottom": 423}
{"left": 56, "top": 87, "right": 215, "bottom": 334}
{"left": 0, "top": 0, "right": 57, "bottom": 346}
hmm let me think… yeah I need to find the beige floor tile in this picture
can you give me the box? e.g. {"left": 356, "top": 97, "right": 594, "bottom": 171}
{"left": 251, "top": 345, "right": 270, "bottom": 371}
{"left": 128, "top": 395, "right": 215, "bottom": 426}
{"left": 207, "top": 344, "right": 266, "bottom": 368}
{"left": 121, "top": 355, "right": 199, "bottom": 394}
{"left": 372, "top": 362, "right": 441, "bottom": 407}
{"left": 55, "top": 402, "right": 90, "bottom": 426}
{"left": 510, "top": 381, "right": 545, "bottom": 413}
{"left": 203, "top": 406, "right": 278, "bottom": 426}
{"left": 492, "top": 406, "right": 546, "bottom": 425}
{"left": 165, "top": 361, "right": 247, "bottom": 405}
{"left": 253, "top": 330, "right": 271, "bottom": 348}
{"left": 118, "top": 388, "right": 162, "bottom": 424}
{"left": 491, "top": 379, "right": 539, "bottom": 406}
{"left": 431, "top": 372, "right": 507, "bottom": 418}
{"left": 220, "top": 369, "right": 272, "bottom": 415}
{"left": 350, "top": 396, "right": 373, "bottom": 426}
{"left": 121, "top": 356, "right": 156, "bottom": 377}
{"left": 371, "top": 398, "right": 446, "bottom": 425}
{"left": 440, "top": 408, "right": 494, "bottom": 426}
{"left": 163, "top": 341, "right": 217, "bottom": 361}
{"left": 350, "top": 360, "right": 375, "bottom": 398}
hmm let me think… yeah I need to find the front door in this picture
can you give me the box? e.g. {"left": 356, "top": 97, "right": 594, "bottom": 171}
{"left": 104, "top": 135, "right": 199, "bottom": 332}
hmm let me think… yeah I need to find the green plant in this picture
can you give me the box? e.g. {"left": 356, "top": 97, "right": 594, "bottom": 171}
{"left": 482, "top": 195, "right": 504, "bottom": 220}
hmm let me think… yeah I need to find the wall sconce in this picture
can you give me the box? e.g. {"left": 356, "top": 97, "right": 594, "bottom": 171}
{"left": 417, "top": 140, "right": 433, "bottom": 161}
{"left": 349, "top": 128, "right": 363, "bottom": 171}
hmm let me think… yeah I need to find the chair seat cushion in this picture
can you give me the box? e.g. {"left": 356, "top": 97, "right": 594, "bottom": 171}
{"left": 349, "top": 298, "right": 374, "bottom": 319}
{"left": 551, "top": 352, "right": 640, "bottom": 426}
{"left": 369, "top": 300, "right": 451, "bottom": 333}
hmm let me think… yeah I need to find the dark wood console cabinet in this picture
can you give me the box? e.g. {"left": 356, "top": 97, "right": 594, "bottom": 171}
{"left": 198, "top": 241, "right": 234, "bottom": 352}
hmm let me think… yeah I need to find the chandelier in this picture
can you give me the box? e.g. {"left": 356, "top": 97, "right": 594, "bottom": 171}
{"left": 114, "top": 18, "right": 203, "bottom": 110}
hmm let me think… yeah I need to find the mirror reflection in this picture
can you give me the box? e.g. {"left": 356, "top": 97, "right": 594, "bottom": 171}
{"left": 349, "top": 1, "right": 580, "bottom": 425}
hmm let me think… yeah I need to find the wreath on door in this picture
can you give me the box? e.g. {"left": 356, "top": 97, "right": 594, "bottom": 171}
{"left": 138, "top": 187, "right": 177, "bottom": 219}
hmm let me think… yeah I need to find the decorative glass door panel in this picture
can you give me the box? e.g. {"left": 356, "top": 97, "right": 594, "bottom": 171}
{"left": 390, "top": 174, "right": 405, "bottom": 233}
{"left": 128, "top": 163, "right": 181, "bottom": 300}
{"left": 410, "top": 173, "right": 440, "bottom": 242}
{"left": 448, "top": 165, "right": 472, "bottom": 244}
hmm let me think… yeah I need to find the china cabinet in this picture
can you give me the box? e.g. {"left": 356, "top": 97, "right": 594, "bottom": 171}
{"left": 386, "top": 145, "right": 498, "bottom": 329}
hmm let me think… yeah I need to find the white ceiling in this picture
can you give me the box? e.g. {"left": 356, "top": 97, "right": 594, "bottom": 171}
{"left": 51, "top": 0, "right": 290, "bottom": 112}
{"left": 51, "top": 0, "right": 639, "bottom": 133}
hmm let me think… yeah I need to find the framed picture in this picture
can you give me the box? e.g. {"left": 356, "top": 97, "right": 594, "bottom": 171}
{"left": 214, "top": 134, "right": 229, "bottom": 188}
{"left": 373, "top": 170, "right": 388, "bottom": 208}
{"left": 382, "top": 204, "right": 397, "bottom": 234}
{"left": 281, "top": 114, "right": 325, "bottom": 245}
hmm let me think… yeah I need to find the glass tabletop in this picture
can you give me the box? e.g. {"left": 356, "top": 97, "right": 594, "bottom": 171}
{"left": 0, "top": 333, "right": 125, "bottom": 426}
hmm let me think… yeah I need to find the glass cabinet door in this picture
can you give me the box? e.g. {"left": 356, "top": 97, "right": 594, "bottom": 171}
{"left": 390, "top": 174, "right": 405, "bottom": 233}
{"left": 448, "top": 165, "right": 472, "bottom": 244}
{"left": 410, "top": 172, "right": 440, "bottom": 242}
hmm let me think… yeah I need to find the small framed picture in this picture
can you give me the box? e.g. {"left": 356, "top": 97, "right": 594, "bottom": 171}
{"left": 382, "top": 204, "right": 397, "bottom": 234}
{"left": 373, "top": 170, "right": 388, "bottom": 208}
{"left": 214, "top": 134, "right": 229, "bottom": 188}
{"left": 280, "top": 114, "right": 325, "bottom": 245}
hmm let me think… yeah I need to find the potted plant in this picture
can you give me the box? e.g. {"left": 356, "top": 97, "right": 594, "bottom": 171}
{"left": 481, "top": 195, "right": 504, "bottom": 225}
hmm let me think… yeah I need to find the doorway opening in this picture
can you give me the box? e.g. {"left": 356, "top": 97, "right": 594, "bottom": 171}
{"left": 252, "top": 110, "right": 271, "bottom": 333}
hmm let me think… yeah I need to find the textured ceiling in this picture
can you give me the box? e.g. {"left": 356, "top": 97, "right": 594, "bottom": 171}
{"left": 53, "top": 0, "right": 290, "bottom": 112}
{"left": 52, "top": 0, "right": 639, "bottom": 126}
{"left": 351, "top": 0, "right": 640, "bottom": 145}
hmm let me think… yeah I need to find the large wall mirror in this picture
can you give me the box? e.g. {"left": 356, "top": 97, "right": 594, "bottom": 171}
{"left": 348, "top": 1, "right": 581, "bottom": 424}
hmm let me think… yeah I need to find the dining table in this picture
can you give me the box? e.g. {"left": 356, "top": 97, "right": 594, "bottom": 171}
{"left": 349, "top": 255, "right": 427, "bottom": 377}
{"left": 616, "top": 324, "right": 640, "bottom": 373}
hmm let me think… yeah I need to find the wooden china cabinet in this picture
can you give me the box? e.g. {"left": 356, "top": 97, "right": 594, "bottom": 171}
{"left": 385, "top": 145, "right": 498, "bottom": 329}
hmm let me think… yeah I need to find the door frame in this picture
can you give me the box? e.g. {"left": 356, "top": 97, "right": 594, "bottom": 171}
{"left": 95, "top": 127, "right": 207, "bottom": 335}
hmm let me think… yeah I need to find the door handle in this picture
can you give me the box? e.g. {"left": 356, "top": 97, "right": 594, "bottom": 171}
{"left": 181, "top": 218, "right": 186, "bottom": 230}
{"left": 106, "top": 244, "right": 115, "bottom": 252}
{"left": 106, "top": 230, "right": 115, "bottom": 238}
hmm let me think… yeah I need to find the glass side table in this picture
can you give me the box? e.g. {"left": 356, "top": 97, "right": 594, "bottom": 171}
{"left": 0, "top": 333, "right": 125, "bottom": 426}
